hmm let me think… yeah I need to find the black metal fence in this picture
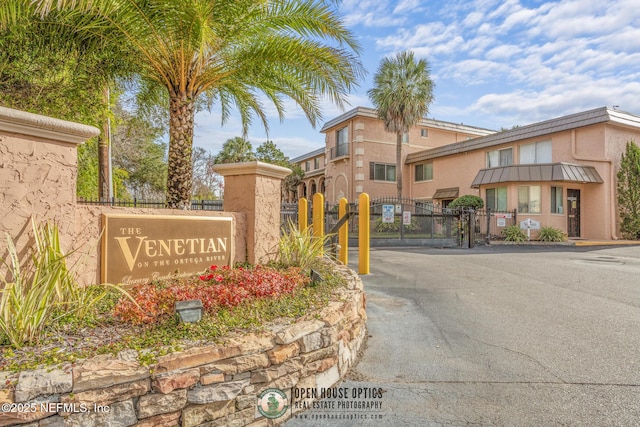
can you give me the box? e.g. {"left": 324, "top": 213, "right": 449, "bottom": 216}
{"left": 316, "top": 197, "right": 462, "bottom": 248}
{"left": 472, "top": 208, "right": 518, "bottom": 245}
{"left": 86, "top": 197, "right": 512, "bottom": 248}
{"left": 78, "top": 198, "right": 224, "bottom": 211}
{"left": 79, "top": 198, "right": 301, "bottom": 231}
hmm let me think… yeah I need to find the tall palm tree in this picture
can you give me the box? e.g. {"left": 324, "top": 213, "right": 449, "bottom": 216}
{"left": 32, "top": 0, "right": 363, "bottom": 208}
{"left": 368, "top": 51, "right": 434, "bottom": 201}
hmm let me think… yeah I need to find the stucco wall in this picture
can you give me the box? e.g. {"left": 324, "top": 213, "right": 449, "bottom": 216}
{"left": 0, "top": 107, "right": 280, "bottom": 286}
{"left": 0, "top": 108, "right": 96, "bottom": 279}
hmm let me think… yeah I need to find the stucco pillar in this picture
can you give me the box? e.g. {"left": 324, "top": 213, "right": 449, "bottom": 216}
{"left": 0, "top": 106, "right": 99, "bottom": 276}
{"left": 213, "top": 161, "right": 291, "bottom": 264}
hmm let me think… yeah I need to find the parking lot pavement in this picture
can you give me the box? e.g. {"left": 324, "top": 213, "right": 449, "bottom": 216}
{"left": 286, "top": 245, "right": 640, "bottom": 426}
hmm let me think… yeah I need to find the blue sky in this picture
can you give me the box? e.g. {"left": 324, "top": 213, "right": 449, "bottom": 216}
{"left": 193, "top": 0, "right": 640, "bottom": 160}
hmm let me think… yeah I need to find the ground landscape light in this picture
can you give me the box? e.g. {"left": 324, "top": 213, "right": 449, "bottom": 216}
{"left": 175, "top": 299, "right": 204, "bottom": 323}
{"left": 310, "top": 268, "right": 324, "bottom": 285}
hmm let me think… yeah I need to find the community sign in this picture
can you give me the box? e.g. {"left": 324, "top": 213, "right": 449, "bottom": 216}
{"left": 101, "top": 214, "right": 233, "bottom": 285}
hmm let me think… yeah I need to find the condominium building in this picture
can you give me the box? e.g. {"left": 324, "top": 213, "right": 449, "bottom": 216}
{"left": 292, "top": 106, "right": 640, "bottom": 240}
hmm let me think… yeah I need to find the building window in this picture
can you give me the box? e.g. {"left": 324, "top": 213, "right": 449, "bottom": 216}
{"left": 519, "top": 141, "right": 551, "bottom": 164}
{"left": 305, "top": 161, "right": 310, "bottom": 172}
{"left": 487, "top": 148, "right": 513, "bottom": 168}
{"left": 486, "top": 187, "right": 507, "bottom": 211}
{"left": 314, "top": 158, "right": 320, "bottom": 169}
{"left": 369, "top": 162, "right": 396, "bottom": 182}
{"left": 332, "top": 126, "right": 349, "bottom": 158}
{"left": 551, "top": 186, "right": 563, "bottom": 214}
{"left": 421, "top": 128, "right": 429, "bottom": 138}
{"left": 518, "top": 186, "right": 541, "bottom": 213}
{"left": 402, "top": 133, "right": 409, "bottom": 144}
{"left": 415, "top": 163, "right": 433, "bottom": 182}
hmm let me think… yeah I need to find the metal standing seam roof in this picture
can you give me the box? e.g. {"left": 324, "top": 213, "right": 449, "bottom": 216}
{"left": 290, "top": 147, "right": 325, "bottom": 164}
{"left": 471, "top": 163, "right": 604, "bottom": 188}
{"left": 432, "top": 187, "right": 460, "bottom": 199}
{"left": 406, "top": 106, "right": 640, "bottom": 164}
{"left": 319, "top": 106, "right": 495, "bottom": 136}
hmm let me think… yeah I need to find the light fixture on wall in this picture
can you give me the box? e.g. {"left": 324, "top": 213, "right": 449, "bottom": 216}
{"left": 175, "top": 300, "right": 203, "bottom": 323}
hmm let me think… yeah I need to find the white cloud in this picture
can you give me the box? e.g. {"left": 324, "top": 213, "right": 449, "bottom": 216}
{"left": 196, "top": 0, "right": 640, "bottom": 160}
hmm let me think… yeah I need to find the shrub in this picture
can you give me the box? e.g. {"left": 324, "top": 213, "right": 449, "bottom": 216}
{"left": 113, "top": 265, "right": 310, "bottom": 324}
{"left": 374, "top": 216, "right": 421, "bottom": 233}
{"left": 0, "top": 219, "right": 128, "bottom": 348}
{"left": 538, "top": 226, "right": 567, "bottom": 242}
{"left": 278, "top": 220, "right": 333, "bottom": 271}
{"left": 448, "top": 195, "right": 484, "bottom": 210}
{"left": 617, "top": 141, "right": 640, "bottom": 239}
{"left": 502, "top": 224, "right": 527, "bottom": 242}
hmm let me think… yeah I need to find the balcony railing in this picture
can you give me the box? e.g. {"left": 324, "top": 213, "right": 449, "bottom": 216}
{"left": 330, "top": 143, "right": 349, "bottom": 159}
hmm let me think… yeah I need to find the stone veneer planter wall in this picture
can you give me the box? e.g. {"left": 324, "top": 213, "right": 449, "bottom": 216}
{"left": 0, "top": 263, "right": 367, "bottom": 427}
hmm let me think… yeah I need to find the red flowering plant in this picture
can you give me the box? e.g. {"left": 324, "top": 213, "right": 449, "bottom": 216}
{"left": 113, "top": 265, "right": 310, "bottom": 324}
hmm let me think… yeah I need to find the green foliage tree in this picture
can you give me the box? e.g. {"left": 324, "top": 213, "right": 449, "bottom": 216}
{"left": 111, "top": 102, "right": 168, "bottom": 200}
{"left": 0, "top": 14, "right": 106, "bottom": 126}
{"left": 617, "top": 141, "right": 640, "bottom": 239}
{"left": 448, "top": 195, "right": 484, "bottom": 210}
{"left": 255, "top": 140, "right": 305, "bottom": 201}
{"left": 215, "top": 137, "right": 256, "bottom": 164}
{"left": 256, "top": 140, "right": 288, "bottom": 165}
{"left": 0, "top": 7, "right": 135, "bottom": 200}
{"left": 192, "top": 147, "right": 221, "bottom": 200}
{"left": 368, "top": 51, "right": 435, "bottom": 200}
{"left": 30, "top": 0, "right": 363, "bottom": 209}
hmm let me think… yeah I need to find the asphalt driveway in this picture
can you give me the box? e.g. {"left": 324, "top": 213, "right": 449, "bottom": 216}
{"left": 287, "top": 244, "right": 640, "bottom": 426}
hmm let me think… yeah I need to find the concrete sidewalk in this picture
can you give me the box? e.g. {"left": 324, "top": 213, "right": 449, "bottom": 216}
{"left": 488, "top": 239, "right": 640, "bottom": 247}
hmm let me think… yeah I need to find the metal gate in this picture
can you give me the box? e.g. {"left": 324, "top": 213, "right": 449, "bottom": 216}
{"left": 328, "top": 197, "right": 463, "bottom": 248}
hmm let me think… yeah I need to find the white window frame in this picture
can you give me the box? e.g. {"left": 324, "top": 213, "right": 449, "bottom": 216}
{"left": 370, "top": 162, "right": 396, "bottom": 182}
{"left": 518, "top": 185, "right": 541, "bottom": 213}
{"left": 487, "top": 147, "right": 513, "bottom": 168}
{"left": 415, "top": 162, "right": 433, "bottom": 182}
{"left": 486, "top": 187, "right": 507, "bottom": 211}
{"left": 519, "top": 141, "right": 552, "bottom": 164}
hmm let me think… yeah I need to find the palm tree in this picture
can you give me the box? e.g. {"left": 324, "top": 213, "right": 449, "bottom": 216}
{"left": 368, "top": 51, "right": 434, "bottom": 201}
{"left": 31, "top": 0, "right": 363, "bottom": 209}
{"left": 215, "top": 137, "right": 256, "bottom": 164}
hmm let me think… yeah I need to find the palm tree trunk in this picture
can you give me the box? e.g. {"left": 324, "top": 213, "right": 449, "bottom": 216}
{"left": 396, "top": 131, "right": 404, "bottom": 240}
{"left": 167, "top": 93, "right": 195, "bottom": 209}
{"left": 396, "top": 132, "right": 403, "bottom": 200}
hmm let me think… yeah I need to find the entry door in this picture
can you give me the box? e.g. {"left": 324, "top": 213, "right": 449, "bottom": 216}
{"left": 567, "top": 189, "right": 581, "bottom": 238}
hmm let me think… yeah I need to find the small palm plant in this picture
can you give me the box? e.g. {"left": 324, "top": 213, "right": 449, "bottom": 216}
{"left": 0, "top": 218, "right": 131, "bottom": 348}
{"left": 538, "top": 226, "right": 567, "bottom": 242}
{"left": 502, "top": 225, "right": 527, "bottom": 242}
{"left": 278, "top": 220, "right": 334, "bottom": 272}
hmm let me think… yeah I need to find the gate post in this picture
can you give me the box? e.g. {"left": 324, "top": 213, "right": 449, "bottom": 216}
{"left": 486, "top": 207, "right": 491, "bottom": 244}
{"left": 338, "top": 198, "right": 348, "bottom": 265}
{"left": 213, "top": 161, "right": 291, "bottom": 264}
{"left": 469, "top": 210, "right": 475, "bottom": 248}
{"left": 312, "top": 193, "right": 325, "bottom": 255}
{"left": 298, "top": 198, "right": 308, "bottom": 231}
{"left": 359, "top": 193, "right": 370, "bottom": 275}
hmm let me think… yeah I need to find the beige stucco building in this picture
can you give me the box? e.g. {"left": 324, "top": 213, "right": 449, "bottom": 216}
{"left": 315, "top": 107, "right": 494, "bottom": 203}
{"left": 293, "top": 106, "right": 640, "bottom": 240}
